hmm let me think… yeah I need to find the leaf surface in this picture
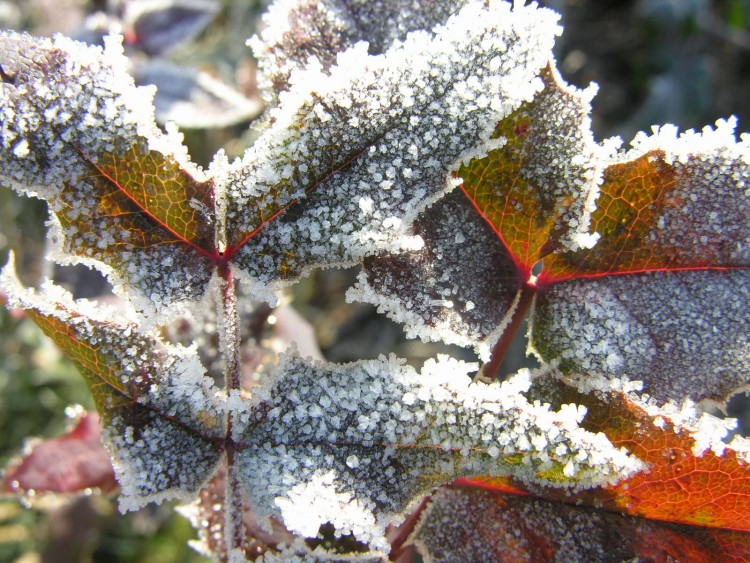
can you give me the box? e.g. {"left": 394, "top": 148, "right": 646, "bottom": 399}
{"left": 0, "top": 412, "right": 117, "bottom": 495}
{"left": 351, "top": 189, "right": 519, "bottom": 359}
{"left": 532, "top": 120, "right": 750, "bottom": 403}
{"left": 410, "top": 485, "right": 750, "bottom": 563}
{"left": 0, "top": 32, "right": 217, "bottom": 322}
{"left": 252, "top": 0, "right": 473, "bottom": 102}
{"left": 352, "top": 62, "right": 603, "bottom": 358}
{"left": 1, "top": 259, "right": 224, "bottom": 511}
{"left": 234, "top": 355, "right": 642, "bottom": 551}
{"left": 469, "top": 375, "right": 750, "bottom": 533}
{"left": 220, "top": 1, "right": 561, "bottom": 296}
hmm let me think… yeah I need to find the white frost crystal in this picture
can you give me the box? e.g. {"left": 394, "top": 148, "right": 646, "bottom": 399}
{"left": 236, "top": 354, "right": 643, "bottom": 550}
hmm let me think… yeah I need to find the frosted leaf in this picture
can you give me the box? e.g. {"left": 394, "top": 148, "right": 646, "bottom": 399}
{"left": 544, "top": 117, "right": 750, "bottom": 279}
{"left": 521, "top": 374, "right": 750, "bottom": 534}
{"left": 0, "top": 257, "right": 224, "bottom": 511}
{"left": 533, "top": 270, "right": 750, "bottom": 404}
{"left": 526, "top": 117, "right": 750, "bottom": 405}
{"left": 257, "top": 539, "right": 382, "bottom": 562}
{"left": 235, "top": 354, "right": 643, "bottom": 550}
{"left": 178, "top": 463, "right": 297, "bottom": 562}
{"left": 0, "top": 31, "right": 216, "bottom": 324}
{"left": 409, "top": 486, "right": 744, "bottom": 562}
{"left": 458, "top": 64, "right": 606, "bottom": 262}
{"left": 349, "top": 190, "right": 520, "bottom": 360}
{"left": 108, "top": 412, "right": 223, "bottom": 512}
{"left": 252, "top": 0, "right": 472, "bottom": 103}
{"left": 220, "top": 0, "right": 560, "bottom": 293}
{"left": 351, "top": 64, "right": 607, "bottom": 358}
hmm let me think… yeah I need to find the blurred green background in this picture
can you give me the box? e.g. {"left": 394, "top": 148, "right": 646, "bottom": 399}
{"left": 1, "top": 0, "right": 750, "bottom": 561}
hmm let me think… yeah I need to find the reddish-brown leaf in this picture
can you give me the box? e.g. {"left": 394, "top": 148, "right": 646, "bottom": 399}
{"left": 0, "top": 412, "right": 117, "bottom": 495}
{"left": 541, "top": 143, "right": 749, "bottom": 281}
{"left": 409, "top": 485, "right": 750, "bottom": 563}
{"left": 458, "top": 64, "right": 602, "bottom": 276}
{"left": 467, "top": 378, "right": 750, "bottom": 533}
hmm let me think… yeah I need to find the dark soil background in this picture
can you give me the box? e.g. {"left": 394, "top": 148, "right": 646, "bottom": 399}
{"left": 0, "top": 1, "right": 749, "bottom": 561}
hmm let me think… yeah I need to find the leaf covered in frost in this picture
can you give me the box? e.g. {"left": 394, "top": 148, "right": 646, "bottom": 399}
{"left": 350, "top": 189, "right": 519, "bottom": 359}
{"left": 409, "top": 486, "right": 750, "bottom": 563}
{"left": 252, "top": 0, "right": 473, "bottom": 102}
{"left": 1, "top": 258, "right": 224, "bottom": 511}
{"left": 179, "top": 462, "right": 297, "bottom": 562}
{"left": 0, "top": 31, "right": 217, "bottom": 322}
{"left": 3, "top": 0, "right": 750, "bottom": 558}
{"left": 470, "top": 374, "right": 750, "bottom": 533}
{"left": 234, "top": 354, "right": 642, "bottom": 551}
{"left": 221, "top": 0, "right": 561, "bottom": 300}
{"left": 533, "top": 119, "right": 750, "bottom": 404}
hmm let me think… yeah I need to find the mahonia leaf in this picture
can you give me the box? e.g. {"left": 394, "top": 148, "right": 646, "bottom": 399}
{"left": 409, "top": 486, "right": 750, "bottom": 562}
{"left": 533, "top": 119, "right": 750, "bottom": 404}
{"left": 0, "top": 412, "right": 117, "bottom": 496}
{"left": 353, "top": 59, "right": 750, "bottom": 406}
{"left": 218, "top": 1, "right": 561, "bottom": 300}
{"left": 458, "top": 63, "right": 604, "bottom": 266}
{"left": 540, "top": 376, "right": 750, "bottom": 531}
{"left": 350, "top": 189, "right": 518, "bottom": 359}
{"left": 0, "top": 257, "right": 224, "bottom": 511}
{"left": 351, "top": 62, "right": 604, "bottom": 359}
{"left": 470, "top": 374, "right": 750, "bottom": 533}
{"left": 234, "top": 355, "right": 643, "bottom": 551}
{"left": 251, "top": 0, "right": 472, "bottom": 102}
{"left": 0, "top": 32, "right": 217, "bottom": 323}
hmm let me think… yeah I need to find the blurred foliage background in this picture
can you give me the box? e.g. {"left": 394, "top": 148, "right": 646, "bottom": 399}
{"left": 0, "top": 0, "right": 749, "bottom": 561}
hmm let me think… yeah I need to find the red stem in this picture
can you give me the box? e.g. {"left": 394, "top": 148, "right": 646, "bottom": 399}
{"left": 481, "top": 281, "right": 536, "bottom": 381}
{"left": 218, "top": 261, "right": 245, "bottom": 558}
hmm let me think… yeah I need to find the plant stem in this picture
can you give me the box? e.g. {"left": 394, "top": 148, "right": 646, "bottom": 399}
{"left": 218, "top": 261, "right": 245, "bottom": 558}
{"left": 481, "top": 281, "right": 536, "bottom": 381}
{"left": 219, "top": 262, "right": 241, "bottom": 391}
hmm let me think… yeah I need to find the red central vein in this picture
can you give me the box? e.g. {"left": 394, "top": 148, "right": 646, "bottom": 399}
{"left": 536, "top": 263, "right": 750, "bottom": 289}
{"left": 458, "top": 183, "right": 530, "bottom": 285}
{"left": 458, "top": 183, "right": 750, "bottom": 289}
{"left": 72, "top": 145, "right": 216, "bottom": 260}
